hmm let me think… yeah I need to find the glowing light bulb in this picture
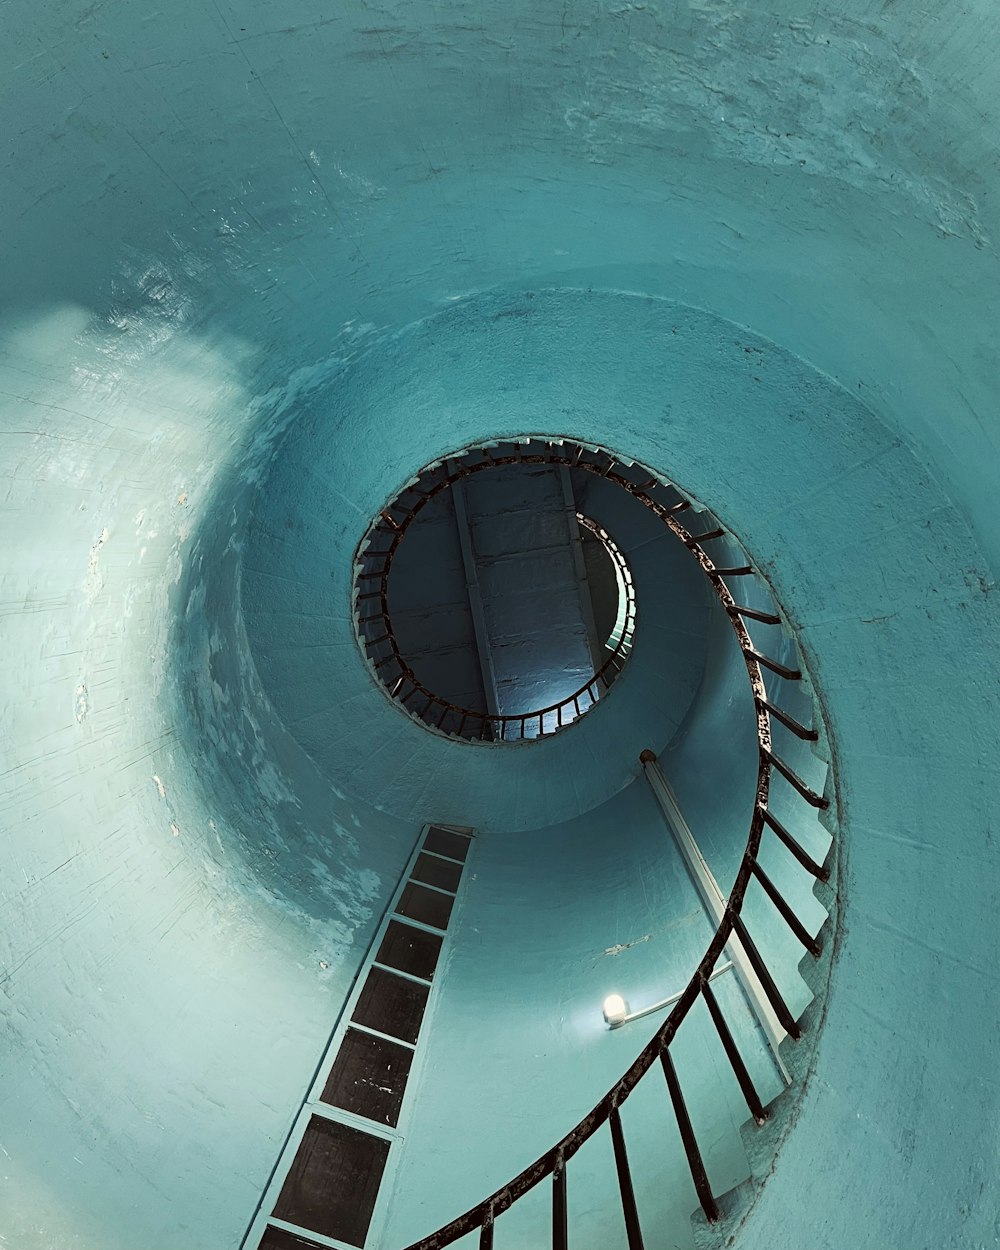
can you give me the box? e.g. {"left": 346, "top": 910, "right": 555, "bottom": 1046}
{"left": 602, "top": 993, "right": 629, "bottom": 1027}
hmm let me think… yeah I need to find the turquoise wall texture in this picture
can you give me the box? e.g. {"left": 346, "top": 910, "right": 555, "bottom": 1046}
{"left": 1, "top": 3, "right": 999, "bottom": 1249}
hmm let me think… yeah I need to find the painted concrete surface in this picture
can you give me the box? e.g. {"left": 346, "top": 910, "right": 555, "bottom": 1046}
{"left": 0, "top": 306, "right": 423, "bottom": 1250}
{"left": 1, "top": 2, "right": 999, "bottom": 1249}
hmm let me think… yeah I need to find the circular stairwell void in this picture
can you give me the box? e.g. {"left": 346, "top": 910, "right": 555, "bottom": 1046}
{"left": 354, "top": 438, "right": 643, "bottom": 741}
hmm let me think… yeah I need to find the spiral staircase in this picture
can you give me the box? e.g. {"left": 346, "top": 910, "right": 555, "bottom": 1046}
{"left": 2, "top": 4, "right": 999, "bottom": 1250}
{"left": 242, "top": 436, "right": 836, "bottom": 1250}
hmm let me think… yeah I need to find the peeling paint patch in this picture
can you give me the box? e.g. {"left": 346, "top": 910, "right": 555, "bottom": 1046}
{"left": 152, "top": 775, "right": 166, "bottom": 799}
{"left": 602, "top": 934, "right": 651, "bottom": 957}
{"left": 88, "top": 527, "right": 109, "bottom": 572}
{"left": 84, "top": 527, "right": 109, "bottom": 600}
{"left": 74, "top": 683, "right": 88, "bottom": 724}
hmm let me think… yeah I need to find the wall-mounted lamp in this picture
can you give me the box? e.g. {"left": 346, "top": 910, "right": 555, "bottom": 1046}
{"left": 602, "top": 993, "right": 629, "bottom": 1027}
{"left": 602, "top": 962, "right": 734, "bottom": 1030}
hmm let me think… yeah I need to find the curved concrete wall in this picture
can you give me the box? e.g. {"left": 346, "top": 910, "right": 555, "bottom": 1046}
{"left": 2, "top": 3, "right": 999, "bottom": 1249}
{"left": 239, "top": 321, "right": 720, "bottom": 830}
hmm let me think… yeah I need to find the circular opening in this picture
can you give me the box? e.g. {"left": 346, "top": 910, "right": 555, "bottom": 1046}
{"left": 354, "top": 438, "right": 647, "bottom": 740}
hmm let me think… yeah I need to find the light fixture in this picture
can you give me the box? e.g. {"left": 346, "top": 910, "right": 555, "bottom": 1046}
{"left": 601, "top": 961, "right": 735, "bottom": 1030}
{"left": 602, "top": 993, "right": 629, "bottom": 1027}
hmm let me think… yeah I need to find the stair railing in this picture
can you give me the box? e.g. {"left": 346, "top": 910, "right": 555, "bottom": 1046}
{"left": 370, "top": 439, "right": 836, "bottom": 1249}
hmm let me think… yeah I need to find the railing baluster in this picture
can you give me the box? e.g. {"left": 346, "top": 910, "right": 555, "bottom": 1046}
{"left": 609, "top": 1106, "right": 645, "bottom": 1250}
{"left": 479, "top": 1213, "right": 494, "bottom": 1250}
{"left": 552, "top": 1161, "right": 568, "bottom": 1250}
{"left": 710, "top": 564, "right": 753, "bottom": 576}
{"left": 761, "top": 807, "right": 830, "bottom": 880}
{"left": 659, "top": 1046, "right": 719, "bottom": 1223}
{"left": 727, "top": 603, "right": 782, "bottom": 625}
{"left": 757, "top": 698, "right": 818, "bottom": 742}
{"left": 766, "top": 750, "right": 829, "bottom": 809}
{"left": 701, "top": 979, "right": 768, "bottom": 1125}
{"left": 731, "top": 913, "right": 802, "bottom": 1039}
{"left": 686, "top": 527, "right": 725, "bottom": 543}
{"left": 744, "top": 649, "right": 802, "bottom": 680}
{"left": 751, "top": 861, "right": 822, "bottom": 957}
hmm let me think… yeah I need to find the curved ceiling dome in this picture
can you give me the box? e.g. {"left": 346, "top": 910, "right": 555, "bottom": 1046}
{"left": 2, "top": 3, "right": 999, "bottom": 1250}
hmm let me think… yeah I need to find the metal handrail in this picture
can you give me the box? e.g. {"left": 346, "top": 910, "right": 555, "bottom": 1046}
{"left": 375, "top": 439, "right": 835, "bottom": 1249}
{"left": 575, "top": 512, "right": 635, "bottom": 654}
{"left": 355, "top": 451, "right": 640, "bottom": 740}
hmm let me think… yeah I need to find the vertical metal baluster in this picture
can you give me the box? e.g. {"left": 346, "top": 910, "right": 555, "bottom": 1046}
{"left": 553, "top": 1158, "right": 568, "bottom": 1250}
{"left": 479, "top": 1212, "right": 494, "bottom": 1250}
{"left": 701, "top": 980, "right": 768, "bottom": 1125}
{"left": 609, "top": 1106, "right": 644, "bottom": 1250}
{"left": 761, "top": 806, "right": 829, "bottom": 880}
{"left": 751, "top": 860, "right": 823, "bottom": 957}
{"left": 659, "top": 1046, "right": 719, "bottom": 1222}
{"left": 731, "top": 913, "right": 802, "bottom": 1038}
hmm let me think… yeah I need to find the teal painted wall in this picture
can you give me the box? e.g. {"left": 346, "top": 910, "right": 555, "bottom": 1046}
{"left": 1, "top": 2, "right": 999, "bottom": 1248}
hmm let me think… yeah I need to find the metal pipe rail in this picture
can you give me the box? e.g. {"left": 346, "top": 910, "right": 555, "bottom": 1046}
{"left": 379, "top": 437, "right": 835, "bottom": 1249}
